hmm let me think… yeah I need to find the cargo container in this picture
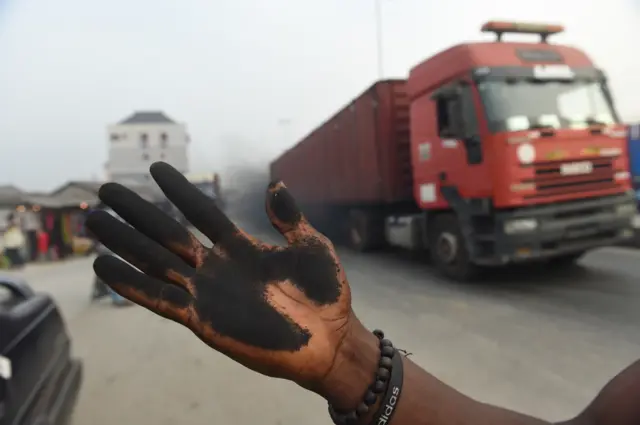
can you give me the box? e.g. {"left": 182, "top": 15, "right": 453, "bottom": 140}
{"left": 271, "top": 21, "right": 636, "bottom": 280}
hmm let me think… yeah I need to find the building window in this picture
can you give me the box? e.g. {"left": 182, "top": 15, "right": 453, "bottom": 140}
{"left": 140, "top": 133, "right": 148, "bottom": 148}
{"left": 160, "top": 132, "right": 168, "bottom": 148}
{"left": 110, "top": 133, "right": 119, "bottom": 141}
{"left": 142, "top": 153, "right": 149, "bottom": 161}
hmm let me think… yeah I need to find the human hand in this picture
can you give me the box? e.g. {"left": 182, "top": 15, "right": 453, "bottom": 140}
{"left": 85, "top": 162, "right": 375, "bottom": 402}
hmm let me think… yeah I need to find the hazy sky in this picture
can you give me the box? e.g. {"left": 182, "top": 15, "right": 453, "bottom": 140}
{"left": 1, "top": 0, "right": 639, "bottom": 190}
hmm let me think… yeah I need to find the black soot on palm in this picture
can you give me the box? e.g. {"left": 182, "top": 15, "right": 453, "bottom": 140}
{"left": 194, "top": 186, "right": 343, "bottom": 352}
{"left": 194, "top": 242, "right": 341, "bottom": 352}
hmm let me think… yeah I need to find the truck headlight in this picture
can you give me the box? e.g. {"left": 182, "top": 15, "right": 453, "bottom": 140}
{"left": 516, "top": 143, "right": 536, "bottom": 165}
{"left": 504, "top": 218, "right": 538, "bottom": 234}
{"left": 616, "top": 203, "right": 636, "bottom": 216}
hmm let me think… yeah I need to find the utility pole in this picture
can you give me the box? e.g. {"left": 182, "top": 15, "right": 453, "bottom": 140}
{"left": 375, "top": 0, "right": 384, "bottom": 79}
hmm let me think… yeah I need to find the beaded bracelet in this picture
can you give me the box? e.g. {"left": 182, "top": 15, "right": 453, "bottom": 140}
{"left": 328, "top": 329, "right": 395, "bottom": 425}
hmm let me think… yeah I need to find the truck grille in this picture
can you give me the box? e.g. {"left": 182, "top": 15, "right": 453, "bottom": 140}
{"left": 522, "top": 158, "right": 617, "bottom": 198}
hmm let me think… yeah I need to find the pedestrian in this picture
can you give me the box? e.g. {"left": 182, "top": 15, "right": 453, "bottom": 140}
{"left": 21, "top": 207, "right": 41, "bottom": 262}
{"left": 89, "top": 205, "right": 133, "bottom": 307}
{"left": 3, "top": 214, "right": 26, "bottom": 268}
{"left": 86, "top": 162, "right": 640, "bottom": 425}
{"left": 37, "top": 229, "right": 50, "bottom": 261}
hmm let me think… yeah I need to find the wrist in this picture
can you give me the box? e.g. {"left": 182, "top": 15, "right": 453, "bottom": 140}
{"left": 320, "top": 318, "right": 381, "bottom": 411}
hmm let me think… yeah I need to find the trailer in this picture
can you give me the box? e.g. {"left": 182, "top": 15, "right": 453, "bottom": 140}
{"left": 270, "top": 21, "right": 636, "bottom": 280}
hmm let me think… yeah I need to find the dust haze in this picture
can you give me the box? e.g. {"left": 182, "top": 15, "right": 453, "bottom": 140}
{"left": 2, "top": 0, "right": 640, "bottom": 190}
{"left": 222, "top": 162, "right": 275, "bottom": 234}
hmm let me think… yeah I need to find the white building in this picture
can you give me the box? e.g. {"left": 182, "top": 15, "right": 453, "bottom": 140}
{"left": 105, "top": 111, "right": 190, "bottom": 185}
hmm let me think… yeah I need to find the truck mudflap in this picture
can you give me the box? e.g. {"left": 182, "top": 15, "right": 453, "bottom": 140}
{"left": 482, "top": 192, "right": 636, "bottom": 265}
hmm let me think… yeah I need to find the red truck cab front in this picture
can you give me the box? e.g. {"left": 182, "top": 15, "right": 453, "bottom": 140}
{"left": 406, "top": 21, "right": 635, "bottom": 276}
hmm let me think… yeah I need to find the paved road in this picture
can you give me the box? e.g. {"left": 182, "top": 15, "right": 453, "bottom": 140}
{"left": 8, "top": 224, "right": 640, "bottom": 425}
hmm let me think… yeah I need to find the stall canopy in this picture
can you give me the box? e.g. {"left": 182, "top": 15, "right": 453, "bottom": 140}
{"left": 48, "top": 181, "right": 165, "bottom": 208}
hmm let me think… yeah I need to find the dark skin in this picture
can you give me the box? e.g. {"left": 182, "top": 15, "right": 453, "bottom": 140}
{"left": 87, "top": 161, "right": 639, "bottom": 425}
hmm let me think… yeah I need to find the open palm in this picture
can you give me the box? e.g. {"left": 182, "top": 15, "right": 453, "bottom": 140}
{"left": 86, "top": 162, "right": 353, "bottom": 387}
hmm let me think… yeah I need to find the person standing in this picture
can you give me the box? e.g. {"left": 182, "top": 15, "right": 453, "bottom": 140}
{"left": 37, "top": 229, "right": 50, "bottom": 261}
{"left": 21, "top": 208, "right": 41, "bottom": 261}
{"left": 3, "top": 214, "right": 25, "bottom": 268}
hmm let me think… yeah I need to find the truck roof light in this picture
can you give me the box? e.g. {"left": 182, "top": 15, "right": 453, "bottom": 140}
{"left": 481, "top": 21, "right": 564, "bottom": 43}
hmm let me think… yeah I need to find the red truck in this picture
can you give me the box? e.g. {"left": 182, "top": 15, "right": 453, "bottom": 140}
{"left": 270, "top": 21, "right": 636, "bottom": 280}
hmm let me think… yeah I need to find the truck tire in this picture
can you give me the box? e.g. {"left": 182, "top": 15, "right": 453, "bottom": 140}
{"left": 348, "top": 209, "right": 385, "bottom": 252}
{"left": 429, "top": 214, "right": 479, "bottom": 281}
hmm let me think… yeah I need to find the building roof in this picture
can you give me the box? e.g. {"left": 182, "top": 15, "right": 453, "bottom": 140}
{"left": 51, "top": 181, "right": 103, "bottom": 195}
{"left": 0, "top": 185, "right": 26, "bottom": 205}
{"left": 0, "top": 179, "right": 167, "bottom": 210}
{"left": 0, "top": 185, "right": 71, "bottom": 208}
{"left": 51, "top": 180, "right": 165, "bottom": 205}
{"left": 118, "top": 111, "right": 176, "bottom": 125}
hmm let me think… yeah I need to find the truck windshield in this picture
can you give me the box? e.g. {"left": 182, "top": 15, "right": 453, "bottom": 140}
{"left": 478, "top": 79, "right": 618, "bottom": 133}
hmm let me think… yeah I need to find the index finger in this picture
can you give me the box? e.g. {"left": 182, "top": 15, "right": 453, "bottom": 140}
{"left": 149, "top": 162, "right": 257, "bottom": 253}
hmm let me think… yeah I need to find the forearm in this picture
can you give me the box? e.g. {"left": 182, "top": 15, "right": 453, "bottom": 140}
{"left": 566, "top": 359, "right": 640, "bottom": 425}
{"left": 323, "top": 322, "right": 550, "bottom": 425}
{"left": 392, "top": 355, "right": 550, "bottom": 425}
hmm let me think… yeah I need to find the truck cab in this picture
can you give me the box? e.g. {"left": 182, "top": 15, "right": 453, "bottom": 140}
{"left": 404, "top": 21, "right": 636, "bottom": 278}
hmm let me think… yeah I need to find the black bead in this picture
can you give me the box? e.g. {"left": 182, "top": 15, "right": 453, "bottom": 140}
{"left": 329, "top": 406, "right": 346, "bottom": 425}
{"left": 356, "top": 403, "right": 370, "bottom": 416}
{"left": 381, "top": 345, "right": 395, "bottom": 358}
{"left": 373, "top": 329, "right": 384, "bottom": 339}
{"left": 380, "top": 338, "right": 393, "bottom": 348}
{"left": 372, "top": 379, "right": 386, "bottom": 393}
{"left": 377, "top": 367, "right": 390, "bottom": 381}
{"left": 364, "top": 390, "right": 377, "bottom": 405}
{"left": 379, "top": 356, "right": 392, "bottom": 369}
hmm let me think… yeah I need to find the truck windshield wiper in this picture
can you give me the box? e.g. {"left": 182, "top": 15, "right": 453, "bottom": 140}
{"left": 527, "top": 123, "right": 556, "bottom": 136}
{"left": 585, "top": 117, "right": 608, "bottom": 127}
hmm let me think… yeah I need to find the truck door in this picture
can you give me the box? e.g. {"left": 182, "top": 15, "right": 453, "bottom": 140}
{"left": 436, "top": 83, "right": 482, "bottom": 165}
{"left": 432, "top": 82, "right": 491, "bottom": 200}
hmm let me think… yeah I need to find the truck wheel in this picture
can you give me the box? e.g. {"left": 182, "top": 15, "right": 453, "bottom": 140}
{"left": 429, "top": 214, "right": 479, "bottom": 281}
{"left": 348, "top": 209, "right": 385, "bottom": 252}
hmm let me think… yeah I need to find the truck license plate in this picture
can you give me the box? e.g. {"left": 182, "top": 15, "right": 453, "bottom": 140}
{"left": 633, "top": 215, "right": 640, "bottom": 229}
{"left": 560, "top": 161, "right": 593, "bottom": 176}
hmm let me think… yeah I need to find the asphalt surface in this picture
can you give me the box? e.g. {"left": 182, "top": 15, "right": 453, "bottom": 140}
{"left": 8, "top": 220, "right": 640, "bottom": 425}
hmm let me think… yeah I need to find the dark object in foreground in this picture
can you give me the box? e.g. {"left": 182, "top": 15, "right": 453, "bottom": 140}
{"left": 0, "top": 274, "right": 83, "bottom": 425}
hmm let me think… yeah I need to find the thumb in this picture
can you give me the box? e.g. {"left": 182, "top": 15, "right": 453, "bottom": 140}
{"left": 265, "top": 181, "right": 319, "bottom": 245}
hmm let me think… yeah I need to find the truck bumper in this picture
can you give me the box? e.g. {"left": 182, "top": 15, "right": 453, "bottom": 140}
{"left": 483, "top": 192, "right": 636, "bottom": 265}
